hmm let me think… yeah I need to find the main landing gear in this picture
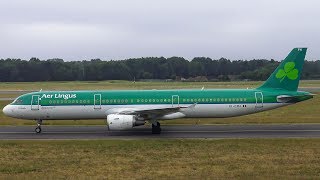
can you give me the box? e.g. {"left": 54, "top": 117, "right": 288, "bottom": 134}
{"left": 152, "top": 122, "right": 161, "bottom": 134}
{"left": 35, "top": 119, "right": 42, "bottom": 133}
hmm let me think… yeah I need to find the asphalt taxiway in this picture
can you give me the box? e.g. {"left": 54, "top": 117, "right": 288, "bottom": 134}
{"left": 0, "top": 124, "right": 320, "bottom": 139}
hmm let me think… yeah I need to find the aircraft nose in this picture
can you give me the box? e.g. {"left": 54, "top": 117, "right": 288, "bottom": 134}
{"left": 3, "top": 105, "right": 13, "bottom": 117}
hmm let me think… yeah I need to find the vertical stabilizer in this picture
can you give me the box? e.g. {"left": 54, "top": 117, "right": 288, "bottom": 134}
{"left": 258, "top": 48, "right": 307, "bottom": 91}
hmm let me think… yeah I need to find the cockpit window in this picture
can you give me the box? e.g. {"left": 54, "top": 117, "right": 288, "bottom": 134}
{"left": 12, "top": 98, "right": 23, "bottom": 105}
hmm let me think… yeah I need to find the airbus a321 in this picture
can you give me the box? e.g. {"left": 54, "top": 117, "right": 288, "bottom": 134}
{"left": 3, "top": 48, "right": 314, "bottom": 134}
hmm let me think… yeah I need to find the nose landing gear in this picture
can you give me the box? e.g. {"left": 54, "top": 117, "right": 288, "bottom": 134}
{"left": 35, "top": 119, "right": 42, "bottom": 133}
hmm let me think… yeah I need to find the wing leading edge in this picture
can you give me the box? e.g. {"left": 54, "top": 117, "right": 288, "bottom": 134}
{"left": 105, "top": 103, "right": 197, "bottom": 120}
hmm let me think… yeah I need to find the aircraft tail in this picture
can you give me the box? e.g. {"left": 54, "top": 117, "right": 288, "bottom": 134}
{"left": 257, "top": 48, "right": 307, "bottom": 91}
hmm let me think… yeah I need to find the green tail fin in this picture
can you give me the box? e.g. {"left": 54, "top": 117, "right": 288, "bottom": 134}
{"left": 258, "top": 48, "right": 307, "bottom": 91}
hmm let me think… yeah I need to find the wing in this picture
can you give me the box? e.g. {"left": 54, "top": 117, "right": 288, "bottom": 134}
{"left": 105, "top": 104, "right": 196, "bottom": 119}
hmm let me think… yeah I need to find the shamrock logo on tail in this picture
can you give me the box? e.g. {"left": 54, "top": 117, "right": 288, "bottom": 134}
{"left": 276, "top": 62, "right": 299, "bottom": 82}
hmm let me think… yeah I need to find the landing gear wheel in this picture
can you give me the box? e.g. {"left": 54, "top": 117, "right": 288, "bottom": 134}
{"left": 152, "top": 122, "right": 161, "bottom": 134}
{"left": 35, "top": 119, "right": 43, "bottom": 134}
{"left": 35, "top": 126, "right": 42, "bottom": 133}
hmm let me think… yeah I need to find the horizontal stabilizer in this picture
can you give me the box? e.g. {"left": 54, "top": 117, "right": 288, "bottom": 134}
{"left": 277, "top": 94, "right": 314, "bottom": 103}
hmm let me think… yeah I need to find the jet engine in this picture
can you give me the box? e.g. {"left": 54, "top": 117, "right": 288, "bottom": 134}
{"left": 107, "top": 114, "right": 145, "bottom": 130}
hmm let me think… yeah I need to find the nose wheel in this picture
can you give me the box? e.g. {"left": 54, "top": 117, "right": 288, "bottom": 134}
{"left": 35, "top": 120, "right": 42, "bottom": 134}
{"left": 35, "top": 126, "right": 42, "bottom": 133}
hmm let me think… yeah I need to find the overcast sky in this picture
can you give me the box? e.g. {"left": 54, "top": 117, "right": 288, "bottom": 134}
{"left": 0, "top": 0, "right": 319, "bottom": 61}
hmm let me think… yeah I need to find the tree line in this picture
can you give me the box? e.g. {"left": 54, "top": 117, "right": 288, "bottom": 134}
{"left": 0, "top": 57, "right": 319, "bottom": 82}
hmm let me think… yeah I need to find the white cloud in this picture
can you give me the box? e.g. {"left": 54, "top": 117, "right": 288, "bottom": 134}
{"left": 0, "top": 0, "right": 319, "bottom": 60}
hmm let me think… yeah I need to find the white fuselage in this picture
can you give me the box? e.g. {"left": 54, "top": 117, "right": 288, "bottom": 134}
{"left": 3, "top": 103, "right": 289, "bottom": 120}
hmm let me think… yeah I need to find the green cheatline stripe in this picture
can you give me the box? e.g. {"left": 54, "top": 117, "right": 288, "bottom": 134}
{"left": 29, "top": 102, "right": 278, "bottom": 107}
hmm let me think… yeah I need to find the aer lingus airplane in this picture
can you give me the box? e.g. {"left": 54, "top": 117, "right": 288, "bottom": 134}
{"left": 2, "top": 48, "right": 314, "bottom": 134}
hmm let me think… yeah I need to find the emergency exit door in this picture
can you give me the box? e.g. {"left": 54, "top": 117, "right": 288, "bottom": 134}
{"left": 172, "top": 95, "right": 180, "bottom": 107}
{"left": 94, "top": 94, "right": 101, "bottom": 109}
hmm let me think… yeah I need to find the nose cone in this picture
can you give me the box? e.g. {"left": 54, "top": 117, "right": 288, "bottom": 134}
{"left": 3, "top": 105, "right": 13, "bottom": 117}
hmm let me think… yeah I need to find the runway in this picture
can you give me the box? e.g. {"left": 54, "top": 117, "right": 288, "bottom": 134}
{"left": 1, "top": 124, "right": 320, "bottom": 139}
